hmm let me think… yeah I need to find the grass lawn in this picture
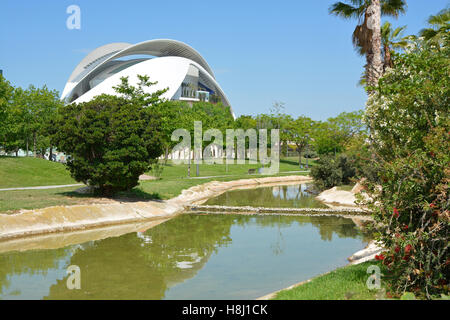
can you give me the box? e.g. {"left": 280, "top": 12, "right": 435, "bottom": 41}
{"left": 0, "top": 186, "right": 99, "bottom": 212}
{"left": 273, "top": 261, "right": 386, "bottom": 300}
{"left": 0, "top": 157, "right": 76, "bottom": 188}
{"left": 0, "top": 156, "right": 313, "bottom": 214}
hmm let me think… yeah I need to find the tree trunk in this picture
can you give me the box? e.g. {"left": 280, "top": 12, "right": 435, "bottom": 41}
{"left": 49, "top": 146, "right": 53, "bottom": 161}
{"left": 33, "top": 131, "right": 36, "bottom": 157}
{"left": 383, "top": 44, "right": 393, "bottom": 72}
{"left": 366, "top": 0, "right": 383, "bottom": 90}
{"left": 26, "top": 136, "right": 29, "bottom": 157}
{"left": 164, "top": 146, "right": 169, "bottom": 165}
{"left": 298, "top": 149, "right": 302, "bottom": 168}
{"left": 188, "top": 149, "right": 191, "bottom": 177}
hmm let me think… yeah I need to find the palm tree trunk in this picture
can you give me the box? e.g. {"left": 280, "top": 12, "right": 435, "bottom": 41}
{"left": 366, "top": 0, "right": 383, "bottom": 89}
{"left": 383, "top": 44, "right": 393, "bottom": 72}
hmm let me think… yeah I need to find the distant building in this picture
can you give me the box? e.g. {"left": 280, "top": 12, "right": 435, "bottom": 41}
{"left": 61, "top": 39, "right": 234, "bottom": 116}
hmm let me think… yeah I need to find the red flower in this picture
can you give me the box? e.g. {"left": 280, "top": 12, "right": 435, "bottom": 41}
{"left": 405, "top": 244, "right": 412, "bottom": 254}
{"left": 375, "top": 254, "right": 385, "bottom": 261}
{"left": 403, "top": 225, "right": 409, "bottom": 231}
{"left": 393, "top": 208, "right": 400, "bottom": 218}
{"left": 430, "top": 203, "right": 436, "bottom": 208}
{"left": 395, "top": 246, "right": 400, "bottom": 253}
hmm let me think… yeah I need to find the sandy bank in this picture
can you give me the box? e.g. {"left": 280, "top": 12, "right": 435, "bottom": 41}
{"left": 315, "top": 182, "right": 371, "bottom": 209}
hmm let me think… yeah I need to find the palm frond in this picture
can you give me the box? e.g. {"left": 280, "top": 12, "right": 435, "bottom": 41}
{"left": 427, "top": 8, "right": 450, "bottom": 26}
{"left": 352, "top": 14, "right": 372, "bottom": 55}
{"left": 329, "top": 2, "right": 361, "bottom": 19}
{"left": 381, "top": 0, "right": 407, "bottom": 17}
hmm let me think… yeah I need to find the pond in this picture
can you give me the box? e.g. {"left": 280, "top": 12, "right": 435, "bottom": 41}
{"left": 205, "top": 183, "right": 327, "bottom": 208}
{"left": 0, "top": 213, "right": 368, "bottom": 300}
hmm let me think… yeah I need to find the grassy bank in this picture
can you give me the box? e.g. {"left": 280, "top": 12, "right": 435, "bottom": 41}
{"left": 0, "top": 157, "right": 76, "bottom": 188}
{"left": 0, "top": 156, "right": 313, "bottom": 214}
{"left": 273, "top": 261, "right": 386, "bottom": 300}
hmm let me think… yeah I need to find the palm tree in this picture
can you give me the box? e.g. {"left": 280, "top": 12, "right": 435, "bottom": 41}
{"left": 419, "top": 8, "right": 449, "bottom": 50}
{"left": 329, "top": 0, "right": 407, "bottom": 88}
{"left": 381, "top": 21, "right": 408, "bottom": 71}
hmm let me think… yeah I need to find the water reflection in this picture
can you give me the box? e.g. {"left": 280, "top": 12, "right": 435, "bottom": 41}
{"left": 0, "top": 214, "right": 369, "bottom": 300}
{"left": 205, "top": 184, "right": 327, "bottom": 208}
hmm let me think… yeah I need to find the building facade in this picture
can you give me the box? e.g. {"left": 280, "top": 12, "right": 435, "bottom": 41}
{"left": 61, "top": 39, "right": 233, "bottom": 116}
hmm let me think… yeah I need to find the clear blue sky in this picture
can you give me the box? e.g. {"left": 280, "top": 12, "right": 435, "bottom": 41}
{"left": 0, "top": 0, "right": 448, "bottom": 120}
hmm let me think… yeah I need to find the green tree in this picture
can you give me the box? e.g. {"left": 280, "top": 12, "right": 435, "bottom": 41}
{"left": 328, "top": 110, "right": 366, "bottom": 146}
{"left": 234, "top": 115, "right": 257, "bottom": 131}
{"left": 0, "top": 75, "right": 14, "bottom": 151}
{"left": 1, "top": 87, "right": 27, "bottom": 155}
{"left": 363, "top": 45, "right": 449, "bottom": 299}
{"left": 285, "top": 116, "right": 314, "bottom": 167}
{"left": 52, "top": 77, "right": 165, "bottom": 195}
{"left": 311, "top": 121, "right": 342, "bottom": 156}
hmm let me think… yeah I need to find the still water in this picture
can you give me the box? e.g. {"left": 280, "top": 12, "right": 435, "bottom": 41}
{"left": 0, "top": 213, "right": 368, "bottom": 300}
{"left": 205, "top": 183, "right": 327, "bottom": 208}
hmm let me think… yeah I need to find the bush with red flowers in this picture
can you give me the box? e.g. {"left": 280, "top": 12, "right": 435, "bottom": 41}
{"left": 361, "top": 46, "right": 449, "bottom": 299}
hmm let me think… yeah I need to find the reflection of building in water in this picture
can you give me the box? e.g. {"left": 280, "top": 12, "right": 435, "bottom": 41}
{"left": 272, "top": 184, "right": 309, "bottom": 200}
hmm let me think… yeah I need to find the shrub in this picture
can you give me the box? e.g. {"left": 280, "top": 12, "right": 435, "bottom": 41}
{"left": 362, "top": 46, "right": 449, "bottom": 299}
{"left": 52, "top": 94, "right": 164, "bottom": 195}
{"left": 310, "top": 155, "right": 343, "bottom": 190}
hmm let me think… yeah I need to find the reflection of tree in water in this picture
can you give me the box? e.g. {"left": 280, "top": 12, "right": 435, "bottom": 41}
{"left": 44, "top": 214, "right": 236, "bottom": 299}
{"left": 270, "top": 216, "right": 285, "bottom": 256}
{"left": 206, "top": 184, "right": 327, "bottom": 208}
{"left": 0, "top": 214, "right": 370, "bottom": 299}
{"left": 0, "top": 247, "right": 71, "bottom": 297}
{"left": 234, "top": 215, "right": 367, "bottom": 242}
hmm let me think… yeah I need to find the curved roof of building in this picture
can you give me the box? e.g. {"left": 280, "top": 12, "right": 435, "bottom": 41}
{"left": 71, "top": 56, "right": 231, "bottom": 108}
{"left": 62, "top": 39, "right": 217, "bottom": 101}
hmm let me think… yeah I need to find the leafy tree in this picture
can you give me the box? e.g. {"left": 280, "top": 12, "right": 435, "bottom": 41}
{"left": 328, "top": 110, "right": 366, "bottom": 146}
{"left": 311, "top": 121, "right": 342, "bottom": 155}
{"left": 362, "top": 45, "right": 449, "bottom": 299}
{"left": 26, "top": 86, "right": 62, "bottom": 158}
{"left": 52, "top": 77, "right": 165, "bottom": 195}
{"left": 1, "top": 87, "right": 27, "bottom": 155}
{"left": 234, "top": 115, "right": 257, "bottom": 131}
{"left": 0, "top": 75, "right": 14, "bottom": 151}
{"left": 285, "top": 116, "right": 314, "bottom": 167}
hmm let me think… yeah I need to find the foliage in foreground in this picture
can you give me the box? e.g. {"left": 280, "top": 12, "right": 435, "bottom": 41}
{"left": 52, "top": 76, "right": 165, "bottom": 195}
{"left": 362, "top": 45, "right": 449, "bottom": 299}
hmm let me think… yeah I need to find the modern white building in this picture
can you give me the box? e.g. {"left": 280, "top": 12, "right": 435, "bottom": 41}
{"left": 61, "top": 39, "right": 233, "bottom": 116}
